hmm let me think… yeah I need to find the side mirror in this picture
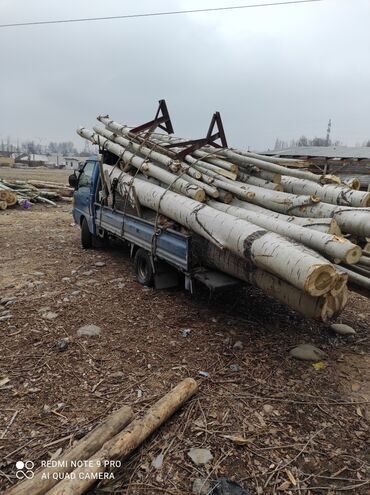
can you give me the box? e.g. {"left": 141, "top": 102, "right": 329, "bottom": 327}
{"left": 69, "top": 173, "right": 78, "bottom": 189}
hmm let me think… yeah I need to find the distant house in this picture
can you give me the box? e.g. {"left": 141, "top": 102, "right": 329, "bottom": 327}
{"left": 64, "top": 157, "right": 83, "bottom": 171}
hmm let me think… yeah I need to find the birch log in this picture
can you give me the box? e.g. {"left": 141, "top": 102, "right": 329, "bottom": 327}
{"left": 48, "top": 379, "right": 198, "bottom": 495}
{"left": 208, "top": 200, "right": 361, "bottom": 264}
{"left": 238, "top": 171, "right": 283, "bottom": 191}
{"left": 5, "top": 405, "right": 133, "bottom": 495}
{"left": 284, "top": 203, "right": 370, "bottom": 238}
{"left": 232, "top": 199, "right": 342, "bottom": 234}
{"left": 102, "top": 165, "right": 337, "bottom": 295}
{"left": 185, "top": 154, "right": 237, "bottom": 180}
{"left": 205, "top": 145, "right": 332, "bottom": 183}
{"left": 281, "top": 176, "right": 370, "bottom": 207}
{"left": 193, "top": 240, "right": 332, "bottom": 321}
{"left": 336, "top": 265, "right": 370, "bottom": 291}
{"left": 77, "top": 128, "right": 205, "bottom": 202}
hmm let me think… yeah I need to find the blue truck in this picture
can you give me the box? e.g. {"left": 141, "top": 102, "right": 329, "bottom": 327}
{"left": 69, "top": 157, "right": 241, "bottom": 293}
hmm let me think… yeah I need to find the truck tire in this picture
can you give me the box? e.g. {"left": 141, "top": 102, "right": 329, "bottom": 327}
{"left": 134, "top": 249, "right": 154, "bottom": 286}
{"left": 81, "top": 218, "right": 93, "bottom": 249}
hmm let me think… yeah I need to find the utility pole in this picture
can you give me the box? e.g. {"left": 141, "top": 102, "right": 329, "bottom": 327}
{"left": 326, "top": 119, "right": 332, "bottom": 146}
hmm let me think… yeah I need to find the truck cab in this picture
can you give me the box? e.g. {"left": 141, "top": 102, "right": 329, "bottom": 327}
{"left": 69, "top": 157, "right": 241, "bottom": 293}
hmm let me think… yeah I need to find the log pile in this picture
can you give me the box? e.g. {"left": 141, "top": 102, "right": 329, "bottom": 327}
{"left": 77, "top": 114, "right": 370, "bottom": 320}
{"left": 0, "top": 179, "right": 73, "bottom": 209}
{"left": 6, "top": 378, "right": 197, "bottom": 495}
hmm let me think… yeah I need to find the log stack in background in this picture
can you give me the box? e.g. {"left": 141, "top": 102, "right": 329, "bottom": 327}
{"left": 0, "top": 179, "right": 73, "bottom": 208}
{"left": 77, "top": 115, "right": 370, "bottom": 321}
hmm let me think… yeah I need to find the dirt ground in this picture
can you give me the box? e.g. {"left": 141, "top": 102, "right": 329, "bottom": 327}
{"left": 0, "top": 166, "right": 71, "bottom": 183}
{"left": 0, "top": 182, "right": 369, "bottom": 493}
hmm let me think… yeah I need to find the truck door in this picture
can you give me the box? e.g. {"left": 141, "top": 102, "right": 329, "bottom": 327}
{"left": 73, "top": 160, "right": 96, "bottom": 225}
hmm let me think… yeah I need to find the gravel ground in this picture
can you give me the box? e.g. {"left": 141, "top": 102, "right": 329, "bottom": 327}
{"left": 0, "top": 202, "right": 368, "bottom": 495}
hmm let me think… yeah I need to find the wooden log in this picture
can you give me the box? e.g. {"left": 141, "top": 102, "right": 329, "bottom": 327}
{"left": 238, "top": 171, "right": 283, "bottom": 191}
{"left": 0, "top": 189, "right": 17, "bottom": 206}
{"left": 194, "top": 240, "right": 332, "bottom": 321}
{"left": 185, "top": 154, "right": 237, "bottom": 180}
{"left": 191, "top": 149, "right": 238, "bottom": 173}
{"left": 281, "top": 175, "right": 370, "bottom": 207}
{"left": 208, "top": 200, "right": 361, "bottom": 264}
{"left": 103, "top": 165, "right": 337, "bottom": 296}
{"left": 343, "top": 178, "right": 361, "bottom": 190}
{"left": 232, "top": 199, "right": 342, "bottom": 235}
{"left": 284, "top": 203, "right": 370, "bottom": 239}
{"left": 208, "top": 146, "right": 332, "bottom": 183}
{"left": 357, "top": 256, "right": 370, "bottom": 268}
{"left": 218, "top": 189, "right": 233, "bottom": 204}
{"left": 78, "top": 127, "right": 205, "bottom": 202}
{"left": 248, "top": 168, "right": 282, "bottom": 184}
{"left": 182, "top": 174, "right": 219, "bottom": 199}
{"left": 0, "top": 200, "right": 7, "bottom": 210}
{"left": 47, "top": 379, "right": 198, "bottom": 495}
{"left": 336, "top": 265, "right": 370, "bottom": 292}
{"left": 5, "top": 405, "right": 133, "bottom": 495}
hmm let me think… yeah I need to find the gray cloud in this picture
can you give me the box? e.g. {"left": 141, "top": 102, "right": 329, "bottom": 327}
{"left": 1, "top": 0, "right": 369, "bottom": 150}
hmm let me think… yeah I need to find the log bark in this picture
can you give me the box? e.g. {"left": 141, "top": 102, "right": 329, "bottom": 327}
{"left": 208, "top": 146, "right": 330, "bottom": 183}
{"left": 249, "top": 169, "right": 282, "bottom": 184}
{"left": 194, "top": 240, "right": 331, "bottom": 321}
{"left": 5, "top": 405, "right": 133, "bottom": 495}
{"left": 357, "top": 256, "right": 370, "bottom": 268}
{"left": 208, "top": 200, "right": 361, "bottom": 264}
{"left": 232, "top": 199, "right": 341, "bottom": 234}
{"left": 77, "top": 127, "right": 205, "bottom": 202}
{"left": 336, "top": 265, "right": 370, "bottom": 292}
{"left": 283, "top": 203, "right": 370, "bottom": 239}
{"left": 281, "top": 176, "right": 370, "bottom": 207}
{"left": 48, "top": 379, "right": 198, "bottom": 495}
{"left": 103, "top": 165, "right": 337, "bottom": 296}
{"left": 191, "top": 149, "right": 238, "bottom": 173}
{"left": 238, "top": 171, "right": 283, "bottom": 191}
{"left": 185, "top": 154, "right": 237, "bottom": 180}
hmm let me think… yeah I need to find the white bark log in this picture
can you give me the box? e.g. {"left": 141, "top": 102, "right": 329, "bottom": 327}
{"left": 182, "top": 173, "right": 219, "bottom": 198}
{"left": 205, "top": 145, "right": 329, "bottom": 183}
{"left": 208, "top": 200, "right": 361, "bottom": 264}
{"left": 185, "top": 154, "right": 237, "bottom": 180}
{"left": 231, "top": 199, "right": 341, "bottom": 234}
{"left": 77, "top": 127, "right": 205, "bottom": 202}
{"left": 195, "top": 242, "right": 331, "bottom": 321}
{"left": 191, "top": 149, "right": 237, "bottom": 172}
{"left": 238, "top": 171, "right": 282, "bottom": 191}
{"left": 242, "top": 167, "right": 281, "bottom": 184}
{"left": 103, "top": 165, "right": 337, "bottom": 295}
{"left": 284, "top": 203, "right": 370, "bottom": 238}
{"left": 336, "top": 265, "right": 370, "bottom": 291}
{"left": 281, "top": 176, "right": 370, "bottom": 207}
{"left": 232, "top": 149, "right": 307, "bottom": 168}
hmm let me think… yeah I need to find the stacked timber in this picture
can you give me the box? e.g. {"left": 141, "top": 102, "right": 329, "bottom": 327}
{"left": 0, "top": 179, "right": 73, "bottom": 209}
{"left": 77, "top": 115, "right": 370, "bottom": 320}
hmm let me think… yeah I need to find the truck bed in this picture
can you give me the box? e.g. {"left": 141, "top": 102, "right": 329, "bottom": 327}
{"left": 94, "top": 204, "right": 191, "bottom": 272}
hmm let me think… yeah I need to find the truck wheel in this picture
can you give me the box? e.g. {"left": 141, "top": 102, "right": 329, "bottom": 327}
{"left": 81, "top": 218, "right": 93, "bottom": 249}
{"left": 134, "top": 249, "right": 154, "bottom": 286}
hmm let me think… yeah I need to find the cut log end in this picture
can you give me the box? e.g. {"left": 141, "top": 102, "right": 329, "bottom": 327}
{"left": 305, "top": 265, "right": 336, "bottom": 296}
{"left": 345, "top": 245, "right": 362, "bottom": 265}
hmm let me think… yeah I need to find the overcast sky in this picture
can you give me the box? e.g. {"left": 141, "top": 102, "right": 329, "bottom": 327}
{"left": 1, "top": 0, "right": 369, "bottom": 151}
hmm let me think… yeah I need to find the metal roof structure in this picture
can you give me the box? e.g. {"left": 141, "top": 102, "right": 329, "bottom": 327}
{"left": 262, "top": 146, "right": 370, "bottom": 160}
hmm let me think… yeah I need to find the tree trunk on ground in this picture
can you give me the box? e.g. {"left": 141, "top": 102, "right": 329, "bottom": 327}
{"left": 6, "top": 406, "right": 133, "bottom": 495}
{"left": 47, "top": 379, "right": 198, "bottom": 495}
{"left": 336, "top": 265, "right": 370, "bottom": 292}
